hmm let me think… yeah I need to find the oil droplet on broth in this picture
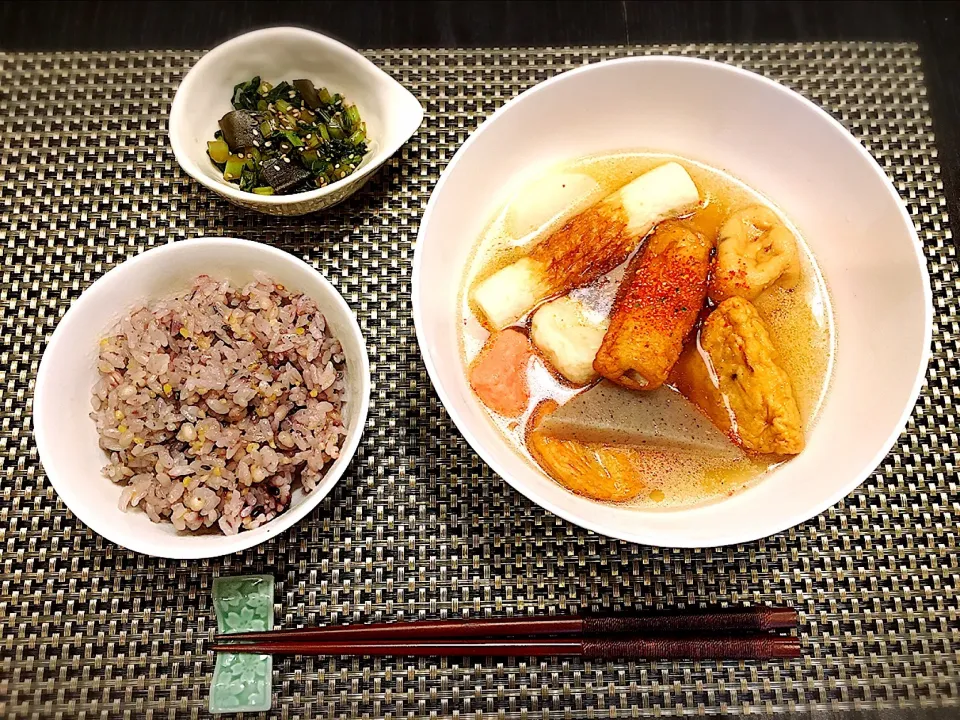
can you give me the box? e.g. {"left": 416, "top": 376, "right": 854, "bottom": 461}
{"left": 459, "top": 152, "right": 835, "bottom": 510}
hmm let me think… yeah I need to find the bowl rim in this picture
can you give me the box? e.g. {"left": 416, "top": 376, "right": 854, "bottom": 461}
{"left": 168, "top": 26, "right": 424, "bottom": 207}
{"left": 33, "top": 236, "right": 372, "bottom": 558}
{"left": 411, "top": 55, "right": 934, "bottom": 547}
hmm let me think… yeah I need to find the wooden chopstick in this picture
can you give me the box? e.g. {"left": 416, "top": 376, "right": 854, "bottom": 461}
{"left": 215, "top": 606, "right": 797, "bottom": 643}
{"left": 209, "top": 635, "right": 801, "bottom": 660}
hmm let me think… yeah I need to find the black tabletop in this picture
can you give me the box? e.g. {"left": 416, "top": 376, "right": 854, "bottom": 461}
{"left": 2, "top": 0, "right": 958, "bottom": 245}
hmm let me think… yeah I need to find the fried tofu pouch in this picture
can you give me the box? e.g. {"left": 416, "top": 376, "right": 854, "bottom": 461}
{"left": 671, "top": 297, "right": 804, "bottom": 455}
{"left": 593, "top": 222, "right": 712, "bottom": 390}
{"left": 472, "top": 162, "right": 700, "bottom": 329}
{"left": 709, "top": 205, "right": 800, "bottom": 303}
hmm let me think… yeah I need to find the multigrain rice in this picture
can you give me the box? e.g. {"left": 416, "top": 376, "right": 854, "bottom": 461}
{"left": 90, "top": 273, "right": 347, "bottom": 535}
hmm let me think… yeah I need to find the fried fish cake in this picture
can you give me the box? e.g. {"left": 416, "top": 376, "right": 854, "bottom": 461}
{"left": 672, "top": 297, "right": 804, "bottom": 455}
{"left": 527, "top": 429, "right": 648, "bottom": 502}
{"left": 593, "top": 222, "right": 712, "bottom": 390}
{"left": 709, "top": 205, "right": 800, "bottom": 303}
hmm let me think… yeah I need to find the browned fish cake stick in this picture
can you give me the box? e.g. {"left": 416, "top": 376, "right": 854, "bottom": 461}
{"left": 593, "top": 222, "right": 712, "bottom": 390}
{"left": 471, "top": 162, "right": 701, "bottom": 329}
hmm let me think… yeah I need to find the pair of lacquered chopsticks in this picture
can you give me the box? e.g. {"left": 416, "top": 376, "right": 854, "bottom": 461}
{"left": 211, "top": 606, "right": 800, "bottom": 660}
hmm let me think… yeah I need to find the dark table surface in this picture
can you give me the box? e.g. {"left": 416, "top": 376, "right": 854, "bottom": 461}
{"left": 1, "top": 0, "right": 958, "bottom": 245}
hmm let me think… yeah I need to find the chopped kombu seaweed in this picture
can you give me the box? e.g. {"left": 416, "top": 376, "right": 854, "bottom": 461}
{"left": 207, "top": 77, "right": 368, "bottom": 195}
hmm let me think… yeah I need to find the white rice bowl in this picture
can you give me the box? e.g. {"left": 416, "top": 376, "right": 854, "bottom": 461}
{"left": 91, "top": 273, "right": 348, "bottom": 535}
{"left": 34, "top": 237, "right": 370, "bottom": 559}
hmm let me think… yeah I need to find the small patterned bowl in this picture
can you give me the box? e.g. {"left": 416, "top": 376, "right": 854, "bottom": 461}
{"left": 169, "top": 27, "right": 423, "bottom": 216}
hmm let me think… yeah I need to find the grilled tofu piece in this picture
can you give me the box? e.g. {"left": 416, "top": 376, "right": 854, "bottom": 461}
{"left": 593, "top": 222, "right": 712, "bottom": 390}
{"left": 472, "top": 162, "right": 700, "bottom": 329}
{"left": 671, "top": 297, "right": 804, "bottom": 455}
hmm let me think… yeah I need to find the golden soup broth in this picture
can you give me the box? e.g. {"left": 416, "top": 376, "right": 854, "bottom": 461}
{"left": 459, "top": 153, "right": 835, "bottom": 509}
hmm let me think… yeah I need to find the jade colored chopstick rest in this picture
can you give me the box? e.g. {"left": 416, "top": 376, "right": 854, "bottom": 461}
{"left": 210, "top": 575, "right": 274, "bottom": 714}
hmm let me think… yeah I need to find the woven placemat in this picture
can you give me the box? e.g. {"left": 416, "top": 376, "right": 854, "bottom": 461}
{"left": 0, "top": 42, "right": 957, "bottom": 718}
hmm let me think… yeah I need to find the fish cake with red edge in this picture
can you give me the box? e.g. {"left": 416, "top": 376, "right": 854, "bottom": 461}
{"left": 468, "top": 329, "right": 534, "bottom": 417}
{"left": 471, "top": 162, "right": 701, "bottom": 329}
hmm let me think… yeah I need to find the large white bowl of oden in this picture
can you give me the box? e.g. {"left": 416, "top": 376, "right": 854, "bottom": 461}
{"left": 412, "top": 57, "right": 932, "bottom": 547}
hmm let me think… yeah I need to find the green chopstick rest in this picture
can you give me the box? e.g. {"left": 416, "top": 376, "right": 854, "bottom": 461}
{"left": 210, "top": 574, "right": 274, "bottom": 714}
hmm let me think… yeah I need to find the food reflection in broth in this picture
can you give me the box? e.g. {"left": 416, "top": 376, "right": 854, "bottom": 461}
{"left": 460, "top": 153, "right": 834, "bottom": 509}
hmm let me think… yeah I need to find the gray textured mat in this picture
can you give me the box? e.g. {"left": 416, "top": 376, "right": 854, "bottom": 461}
{"left": 0, "top": 43, "right": 957, "bottom": 718}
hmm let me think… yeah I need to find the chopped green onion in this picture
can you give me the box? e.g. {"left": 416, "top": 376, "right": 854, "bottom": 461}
{"left": 239, "top": 166, "right": 259, "bottom": 191}
{"left": 223, "top": 155, "right": 246, "bottom": 180}
{"left": 345, "top": 105, "right": 361, "bottom": 128}
{"left": 211, "top": 75, "right": 369, "bottom": 195}
{"left": 207, "top": 139, "right": 230, "bottom": 164}
{"left": 282, "top": 131, "right": 303, "bottom": 147}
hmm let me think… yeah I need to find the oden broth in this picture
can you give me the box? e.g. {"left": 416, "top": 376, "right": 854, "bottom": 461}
{"left": 460, "top": 153, "right": 834, "bottom": 509}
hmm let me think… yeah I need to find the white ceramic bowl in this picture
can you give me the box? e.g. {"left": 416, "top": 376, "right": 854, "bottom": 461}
{"left": 413, "top": 57, "right": 932, "bottom": 548}
{"left": 34, "top": 238, "right": 371, "bottom": 558}
{"left": 169, "top": 27, "right": 423, "bottom": 216}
